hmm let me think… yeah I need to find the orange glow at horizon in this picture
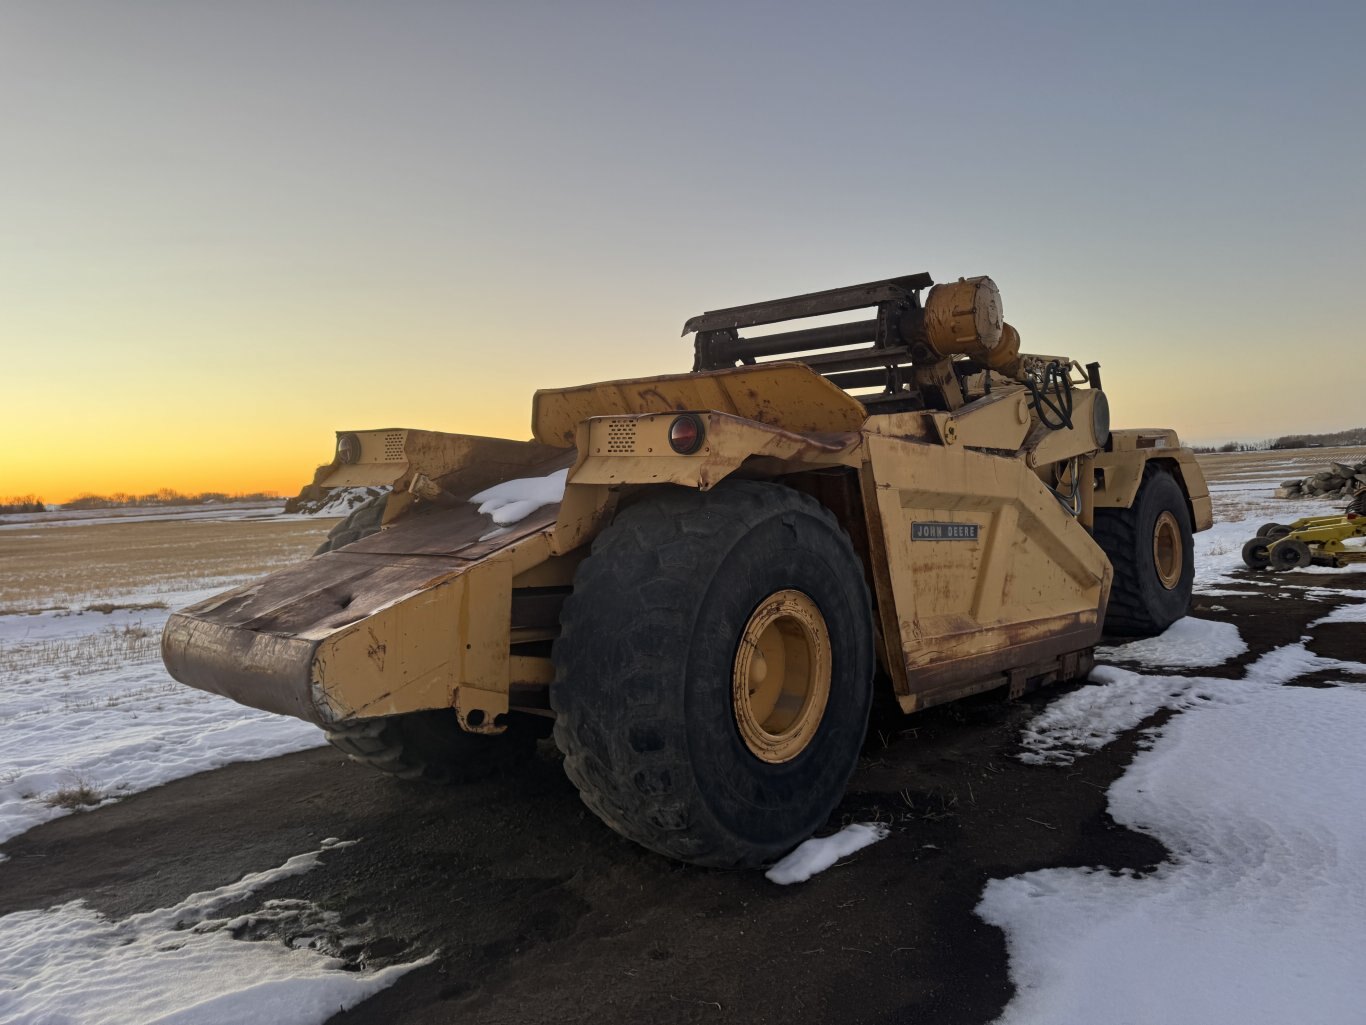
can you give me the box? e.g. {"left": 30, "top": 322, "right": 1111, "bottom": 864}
{"left": 3, "top": 5, "right": 1364, "bottom": 506}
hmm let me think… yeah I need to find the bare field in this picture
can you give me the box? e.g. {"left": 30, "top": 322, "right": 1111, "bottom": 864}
{"left": 0, "top": 515, "right": 334, "bottom": 611}
{"left": 3, "top": 448, "right": 1357, "bottom": 613}
{"left": 2, "top": 446, "right": 1357, "bottom": 613}
{"left": 1195, "top": 445, "right": 1366, "bottom": 485}
{"left": 1192, "top": 446, "right": 1365, "bottom": 527}
{"left": 2, "top": 451, "right": 1365, "bottom": 1025}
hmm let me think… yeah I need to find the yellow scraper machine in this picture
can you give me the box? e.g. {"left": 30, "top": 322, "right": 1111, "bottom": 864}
{"left": 162, "top": 271, "right": 1212, "bottom": 867}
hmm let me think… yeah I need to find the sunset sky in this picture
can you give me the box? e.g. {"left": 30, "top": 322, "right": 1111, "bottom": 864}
{"left": 3, "top": 2, "right": 1364, "bottom": 503}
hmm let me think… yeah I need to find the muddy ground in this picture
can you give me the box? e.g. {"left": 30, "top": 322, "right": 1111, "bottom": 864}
{"left": 3, "top": 567, "right": 1364, "bottom": 1025}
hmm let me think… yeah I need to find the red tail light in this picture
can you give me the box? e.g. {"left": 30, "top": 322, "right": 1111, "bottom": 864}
{"left": 669, "top": 415, "right": 704, "bottom": 454}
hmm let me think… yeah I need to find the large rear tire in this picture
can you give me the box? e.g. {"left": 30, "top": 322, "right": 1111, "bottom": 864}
{"left": 325, "top": 709, "right": 538, "bottom": 783}
{"left": 551, "top": 481, "right": 875, "bottom": 868}
{"left": 1093, "top": 467, "right": 1194, "bottom": 636}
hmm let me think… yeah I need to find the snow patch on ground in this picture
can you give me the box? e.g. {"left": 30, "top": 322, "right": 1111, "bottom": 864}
{"left": 765, "top": 823, "right": 888, "bottom": 885}
{"left": 1309, "top": 601, "right": 1366, "bottom": 627}
{"left": 1017, "top": 666, "right": 1210, "bottom": 766}
{"left": 0, "top": 592, "right": 325, "bottom": 849}
{"left": 1241, "top": 640, "right": 1366, "bottom": 685}
{"left": 1018, "top": 636, "right": 1366, "bottom": 767}
{"left": 980, "top": 678, "right": 1366, "bottom": 1025}
{"left": 469, "top": 469, "right": 568, "bottom": 526}
{"left": 0, "top": 840, "right": 431, "bottom": 1024}
{"left": 1096, "top": 616, "right": 1247, "bottom": 669}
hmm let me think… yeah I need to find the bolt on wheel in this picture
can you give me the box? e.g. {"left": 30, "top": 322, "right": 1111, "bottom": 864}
{"left": 731, "top": 589, "right": 832, "bottom": 764}
{"left": 1152, "top": 510, "right": 1184, "bottom": 589}
{"left": 1269, "top": 538, "right": 1312, "bottom": 572}
{"left": 1241, "top": 536, "right": 1274, "bottom": 570}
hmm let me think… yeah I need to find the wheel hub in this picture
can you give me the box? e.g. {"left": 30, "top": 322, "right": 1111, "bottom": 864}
{"left": 1153, "top": 510, "right": 1182, "bottom": 589}
{"left": 731, "top": 589, "right": 832, "bottom": 763}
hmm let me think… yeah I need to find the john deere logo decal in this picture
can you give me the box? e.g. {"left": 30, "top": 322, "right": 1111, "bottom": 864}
{"left": 912, "top": 521, "right": 979, "bottom": 541}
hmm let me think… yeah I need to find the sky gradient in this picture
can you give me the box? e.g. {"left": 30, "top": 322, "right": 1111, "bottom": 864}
{"left": 4, "top": 1, "right": 1364, "bottom": 502}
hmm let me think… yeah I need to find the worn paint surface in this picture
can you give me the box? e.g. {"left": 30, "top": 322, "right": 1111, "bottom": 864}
{"left": 531, "top": 362, "right": 867, "bottom": 447}
{"left": 163, "top": 360, "right": 1209, "bottom": 732}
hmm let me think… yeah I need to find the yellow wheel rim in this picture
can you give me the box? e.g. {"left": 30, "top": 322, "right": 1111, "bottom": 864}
{"left": 731, "top": 589, "right": 832, "bottom": 764}
{"left": 1153, "top": 510, "right": 1182, "bottom": 589}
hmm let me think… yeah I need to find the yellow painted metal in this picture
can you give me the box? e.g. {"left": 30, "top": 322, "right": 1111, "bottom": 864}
{"left": 166, "top": 274, "right": 1218, "bottom": 741}
{"left": 312, "top": 552, "right": 514, "bottom": 732}
{"left": 510, "top": 655, "right": 556, "bottom": 685}
{"left": 308, "top": 429, "right": 570, "bottom": 526}
{"left": 932, "top": 388, "right": 1033, "bottom": 451}
{"left": 731, "top": 589, "right": 832, "bottom": 763}
{"left": 1094, "top": 432, "right": 1213, "bottom": 530}
{"left": 1025, "top": 389, "right": 1108, "bottom": 468}
{"left": 312, "top": 429, "right": 474, "bottom": 489}
{"left": 531, "top": 363, "right": 867, "bottom": 447}
{"left": 863, "top": 433, "right": 1112, "bottom": 712}
{"left": 1153, "top": 510, "right": 1183, "bottom": 588}
{"left": 1263, "top": 512, "right": 1366, "bottom": 567}
{"left": 923, "top": 276, "right": 1004, "bottom": 359}
{"left": 571, "top": 411, "right": 861, "bottom": 492}
{"left": 982, "top": 323, "right": 1024, "bottom": 379}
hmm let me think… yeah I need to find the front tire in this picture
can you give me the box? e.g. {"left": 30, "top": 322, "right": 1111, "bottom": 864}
{"left": 1093, "top": 467, "right": 1194, "bottom": 636}
{"left": 551, "top": 481, "right": 875, "bottom": 868}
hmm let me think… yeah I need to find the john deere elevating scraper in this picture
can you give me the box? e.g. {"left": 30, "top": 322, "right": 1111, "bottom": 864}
{"left": 163, "top": 272, "right": 1212, "bottom": 867}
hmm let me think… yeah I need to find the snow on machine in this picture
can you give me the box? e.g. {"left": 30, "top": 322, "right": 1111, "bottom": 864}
{"left": 163, "top": 272, "right": 1212, "bottom": 867}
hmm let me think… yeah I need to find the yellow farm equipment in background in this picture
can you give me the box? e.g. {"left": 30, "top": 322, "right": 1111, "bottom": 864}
{"left": 1242, "top": 499, "right": 1366, "bottom": 571}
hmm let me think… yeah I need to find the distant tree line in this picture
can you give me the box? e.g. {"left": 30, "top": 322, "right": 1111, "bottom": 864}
{"left": 59, "top": 488, "right": 278, "bottom": 510}
{"left": 1190, "top": 427, "right": 1366, "bottom": 454}
{"left": 1268, "top": 427, "right": 1366, "bottom": 450}
{"left": 0, "top": 494, "right": 46, "bottom": 514}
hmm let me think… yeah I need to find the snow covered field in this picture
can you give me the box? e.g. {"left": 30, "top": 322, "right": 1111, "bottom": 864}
{"left": 1, "top": 455, "right": 1363, "bottom": 1023}
{"left": 982, "top": 461, "right": 1366, "bottom": 1025}
{"left": 0, "top": 511, "right": 433, "bottom": 1023}
{"left": 0, "top": 840, "right": 431, "bottom": 1024}
{"left": 0, "top": 591, "right": 326, "bottom": 847}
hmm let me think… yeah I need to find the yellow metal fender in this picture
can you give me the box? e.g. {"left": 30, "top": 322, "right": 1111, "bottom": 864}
{"left": 568, "top": 411, "right": 862, "bottom": 492}
{"left": 1094, "top": 429, "right": 1212, "bottom": 531}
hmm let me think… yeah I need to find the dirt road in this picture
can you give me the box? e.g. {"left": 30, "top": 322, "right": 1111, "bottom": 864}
{"left": 4, "top": 562, "right": 1362, "bottom": 1025}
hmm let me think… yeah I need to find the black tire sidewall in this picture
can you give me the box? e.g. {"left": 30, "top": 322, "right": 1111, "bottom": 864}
{"left": 680, "top": 509, "right": 874, "bottom": 849}
{"left": 1241, "top": 535, "right": 1272, "bottom": 570}
{"left": 1271, "top": 539, "right": 1310, "bottom": 571}
{"left": 551, "top": 481, "right": 875, "bottom": 865}
{"left": 1127, "top": 472, "right": 1194, "bottom": 625}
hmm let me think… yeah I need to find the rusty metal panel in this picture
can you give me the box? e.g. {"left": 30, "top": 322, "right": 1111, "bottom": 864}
{"left": 682, "top": 273, "right": 933, "bottom": 335}
{"left": 162, "top": 551, "right": 474, "bottom": 724}
{"left": 310, "top": 429, "right": 569, "bottom": 496}
{"left": 1023, "top": 389, "right": 1108, "bottom": 469}
{"left": 865, "top": 433, "right": 1111, "bottom": 708}
{"left": 570, "top": 412, "right": 861, "bottom": 491}
{"left": 161, "top": 497, "right": 560, "bottom": 725}
{"left": 314, "top": 556, "right": 513, "bottom": 724}
{"left": 531, "top": 363, "right": 866, "bottom": 447}
{"left": 161, "top": 614, "right": 326, "bottom": 723}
